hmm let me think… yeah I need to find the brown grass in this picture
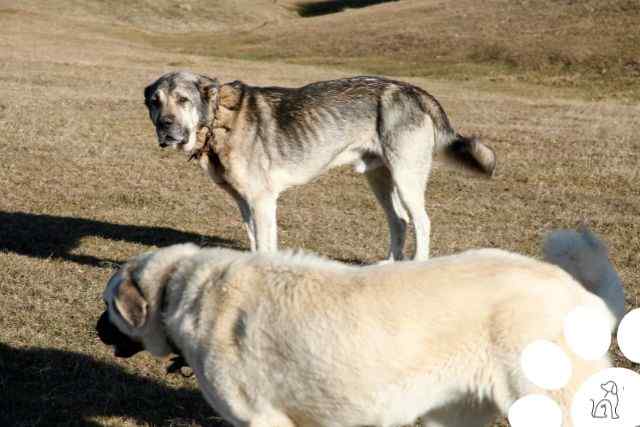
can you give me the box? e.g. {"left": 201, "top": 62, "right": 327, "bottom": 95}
{"left": 117, "top": 0, "right": 640, "bottom": 101}
{"left": 0, "top": 1, "right": 638, "bottom": 426}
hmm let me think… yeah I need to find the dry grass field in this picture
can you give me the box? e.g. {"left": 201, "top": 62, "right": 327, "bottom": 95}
{"left": 0, "top": 1, "right": 638, "bottom": 426}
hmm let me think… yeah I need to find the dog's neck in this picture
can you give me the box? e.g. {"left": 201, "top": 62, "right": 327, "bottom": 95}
{"left": 188, "top": 126, "right": 216, "bottom": 162}
{"left": 186, "top": 81, "right": 244, "bottom": 184}
{"left": 188, "top": 126, "right": 229, "bottom": 187}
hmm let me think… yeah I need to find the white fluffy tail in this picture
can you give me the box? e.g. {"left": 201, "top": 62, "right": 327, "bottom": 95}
{"left": 543, "top": 228, "right": 626, "bottom": 326}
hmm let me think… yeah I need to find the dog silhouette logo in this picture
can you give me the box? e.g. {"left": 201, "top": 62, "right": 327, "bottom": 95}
{"left": 591, "top": 380, "right": 621, "bottom": 419}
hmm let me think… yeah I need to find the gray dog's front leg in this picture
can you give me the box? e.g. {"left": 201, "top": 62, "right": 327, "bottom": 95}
{"left": 251, "top": 194, "right": 278, "bottom": 252}
{"left": 223, "top": 185, "right": 256, "bottom": 251}
{"left": 239, "top": 199, "right": 256, "bottom": 252}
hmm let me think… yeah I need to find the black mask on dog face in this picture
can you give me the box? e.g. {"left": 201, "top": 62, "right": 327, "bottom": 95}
{"left": 96, "top": 311, "right": 144, "bottom": 358}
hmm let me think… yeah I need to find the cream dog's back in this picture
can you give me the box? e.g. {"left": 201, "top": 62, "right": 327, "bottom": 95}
{"left": 162, "top": 247, "right": 613, "bottom": 427}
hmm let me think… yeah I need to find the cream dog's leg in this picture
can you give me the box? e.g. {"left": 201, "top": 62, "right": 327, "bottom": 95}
{"left": 248, "top": 410, "right": 296, "bottom": 427}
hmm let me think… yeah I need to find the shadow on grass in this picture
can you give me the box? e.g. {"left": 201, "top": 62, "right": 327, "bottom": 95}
{"left": 0, "top": 211, "right": 241, "bottom": 268}
{"left": 0, "top": 343, "right": 226, "bottom": 427}
{"left": 334, "top": 256, "right": 368, "bottom": 266}
{"left": 296, "top": 0, "right": 398, "bottom": 17}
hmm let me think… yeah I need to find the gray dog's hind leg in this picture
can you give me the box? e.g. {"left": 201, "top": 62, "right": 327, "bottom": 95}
{"left": 381, "top": 118, "right": 434, "bottom": 261}
{"left": 394, "top": 171, "right": 430, "bottom": 261}
{"left": 366, "top": 166, "right": 409, "bottom": 261}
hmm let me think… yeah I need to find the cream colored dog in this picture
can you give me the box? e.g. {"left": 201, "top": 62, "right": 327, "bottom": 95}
{"left": 97, "top": 229, "right": 624, "bottom": 427}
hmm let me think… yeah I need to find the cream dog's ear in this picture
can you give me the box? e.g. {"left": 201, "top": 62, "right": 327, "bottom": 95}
{"left": 114, "top": 277, "right": 148, "bottom": 329}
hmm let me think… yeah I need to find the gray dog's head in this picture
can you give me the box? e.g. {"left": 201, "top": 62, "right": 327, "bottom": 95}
{"left": 144, "top": 71, "right": 219, "bottom": 152}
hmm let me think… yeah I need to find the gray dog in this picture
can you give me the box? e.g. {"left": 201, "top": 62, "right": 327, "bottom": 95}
{"left": 144, "top": 72, "right": 496, "bottom": 260}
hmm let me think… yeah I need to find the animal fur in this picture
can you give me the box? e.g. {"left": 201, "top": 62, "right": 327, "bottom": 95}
{"left": 144, "top": 71, "right": 497, "bottom": 260}
{"left": 97, "top": 228, "right": 623, "bottom": 427}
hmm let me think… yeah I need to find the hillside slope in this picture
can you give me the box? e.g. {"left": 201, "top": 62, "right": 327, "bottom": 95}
{"left": 15, "top": 0, "right": 295, "bottom": 32}
{"left": 11, "top": 0, "right": 640, "bottom": 99}
{"left": 132, "top": 0, "right": 640, "bottom": 99}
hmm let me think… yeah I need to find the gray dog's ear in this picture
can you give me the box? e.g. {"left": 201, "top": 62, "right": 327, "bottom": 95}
{"left": 143, "top": 82, "right": 157, "bottom": 108}
{"left": 198, "top": 75, "right": 220, "bottom": 102}
{"left": 114, "top": 276, "right": 148, "bottom": 329}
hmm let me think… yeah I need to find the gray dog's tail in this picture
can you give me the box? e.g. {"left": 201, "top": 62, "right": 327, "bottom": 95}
{"left": 421, "top": 91, "right": 496, "bottom": 177}
{"left": 543, "top": 227, "right": 626, "bottom": 326}
{"left": 439, "top": 133, "right": 497, "bottom": 177}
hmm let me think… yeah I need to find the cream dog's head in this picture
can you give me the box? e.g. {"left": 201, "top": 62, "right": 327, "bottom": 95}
{"left": 144, "top": 71, "right": 219, "bottom": 153}
{"left": 96, "top": 243, "right": 200, "bottom": 359}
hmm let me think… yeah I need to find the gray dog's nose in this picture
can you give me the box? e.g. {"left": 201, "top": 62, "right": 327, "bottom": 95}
{"left": 159, "top": 115, "right": 175, "bottom": 128}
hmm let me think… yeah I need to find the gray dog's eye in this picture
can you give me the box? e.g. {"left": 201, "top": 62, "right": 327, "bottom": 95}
{"left": 177, "top": 96, "right": 189, "bottom": 105}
